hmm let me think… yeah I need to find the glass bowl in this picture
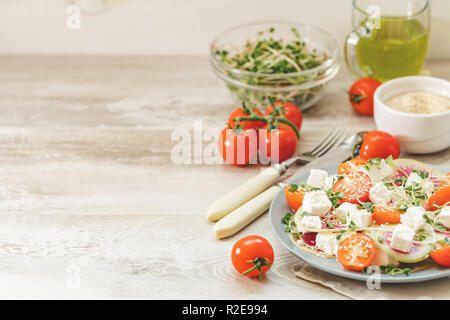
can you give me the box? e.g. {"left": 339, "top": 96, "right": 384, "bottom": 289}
{"left": 210, "top": 21, "right": 340, "bottom": 111}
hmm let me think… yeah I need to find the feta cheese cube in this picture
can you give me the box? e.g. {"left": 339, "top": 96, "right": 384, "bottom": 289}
{"left": 348, "top": 208, "right": 372, "bottom": 228}
{"left": 333, "top": 202, "right": 357, "bottom": 222}
{"left": 365, "top": 159, "right": 394, "bottom": 184}
{"left": 400, "top": 206, "right": 426, "bottom": 231}
{"left": 307, "top": 169, "right": 328, "bottom": 189}
{"left": 315, "top": 234, "right": 338, "bottom": 256}
{"left": 438, "top": 206, "right": 450, "bottom": 229}
{"left": 405, "top": 172, "right": 435, "bottom": 197}
{"left": 298, "top": 216, "right": 322, "bottom": 232}
{"left": 390, "top": 224, "right": 415, "bottom": 253}
{"left": 323, "top": 175, "right": 337, "bottom": 191}
{"left": 405, "top": 172, "right": 422, "bottom": 187}
{"left": 369, "top": 181, "right": 394, "bottom": 206}
{"left": 301, "top": 190, "right": 332, "bottom": 217}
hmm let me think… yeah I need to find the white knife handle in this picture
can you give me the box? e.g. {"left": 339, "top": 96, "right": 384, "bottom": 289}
{"left": 206, "top": 167, "right": 281, "bottom": 221}
{"left": 214, "top": 186, "right": 281, "bottom": 239}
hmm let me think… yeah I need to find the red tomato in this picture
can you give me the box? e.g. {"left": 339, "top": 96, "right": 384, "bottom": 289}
{"left": 333, "top": 171, "right": 372, "bottom": 204}
{"left": 218, "top": 128, "right": 258, "bottom": 166}
{"left": 430, "top": 246, "right": 450, "bottom": 267}
{"left": 231, "top": 235, "right": 274, "bottom": 279}
{"left": 360, "top": 131, "right": 400, "bottom": 160}
{"left": 259, "top": 125, "right": 298, "bottom": 163}
{"left": 338, "top": 158, "right": 369, "bottom": 175}
{"left": 372, "top": 206, "right": 404, "bottom": 225}
{"left": 427, "top": 186, "right": 450, "bottom": 211}
{"left": 284, "top": 185, "right": 306, "bottom": 211}
{"left": 337, "top": 233, "right": 376, "bottom": 271}
{"left": 228, "top": 107, "right": 265, "bottom": 130}
{"left": 265, "top": 101, "right": 303, "bottom": 129}
{"left": 348, "top": 78, "right": 382, "bottom": 116}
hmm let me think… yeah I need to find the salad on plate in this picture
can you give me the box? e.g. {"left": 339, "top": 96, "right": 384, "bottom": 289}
{"left": 282, "top": 157, "right": 450, "bottom": 276}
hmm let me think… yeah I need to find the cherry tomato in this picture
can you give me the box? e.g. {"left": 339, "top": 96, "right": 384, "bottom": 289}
{"left": 430, "top": 246, "right": 450, "bottom": 267}
{"left": 259, "top": 125, "right": 298, "bottom": 163}
{"left": 265, "top": 101, "right": 303, "bottom": 129}
{"left": 231, "top": 235, "right": 274, "bottom": 279}
{"left": 284, "top": 185, "right": 306, "bottom": 211}
{"left": 228, "top": 106, "right": 265, "bottom": 130}
{"left": 427, "top": 186, "right": 450, "bottom": 211}
{"left": 348, "top": 78, "right": 382, "bottom": 116}
{"left": 338, "top": 233, "right": 376, "bottom": 271}
{"left": 360, "top": 131, "right": 400, "bottom": 160}
{"left": 218, "top": 128, "right": 258, "bottom": 166}
{"left": 338, "top": 158, "right": 369, "bottom": 175}
{"left": 333, "top": 171, "right": 372, "bottom": 204}
{"left": 440, "top": 173, "right": 450, "bottom": 188}
{"left": 372, "top": 206, "right": 404, "bottom": 225}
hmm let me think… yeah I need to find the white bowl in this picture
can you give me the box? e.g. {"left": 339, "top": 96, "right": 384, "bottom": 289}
{"left": 374, "top": 76, "right": 450, "bottom": 154}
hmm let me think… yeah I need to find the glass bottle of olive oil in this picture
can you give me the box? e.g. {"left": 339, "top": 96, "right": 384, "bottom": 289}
{"left": 355, "top": 18, "right": 429, "bottom": 82}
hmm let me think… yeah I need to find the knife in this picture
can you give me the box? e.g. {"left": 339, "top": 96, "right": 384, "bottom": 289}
{"left": 213, "top": 134, "right": 361, "bottom": 239}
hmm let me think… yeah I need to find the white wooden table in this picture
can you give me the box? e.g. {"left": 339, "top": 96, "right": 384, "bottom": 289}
{"left": 0, "top": 56, "right": 448, "bottom": 299}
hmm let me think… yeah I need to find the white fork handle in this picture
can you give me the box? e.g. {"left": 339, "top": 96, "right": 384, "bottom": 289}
{"left": 214, "top": 186, "right": 281, "bottom": 239}
{"left": 206, "top": 167, "right": 281, "bottom": 221}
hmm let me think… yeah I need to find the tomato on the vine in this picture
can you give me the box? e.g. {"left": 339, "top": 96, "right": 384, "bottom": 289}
{"left": 265, "top": 101, "right": 303, "bottom": 129}
{"left": 218, "top": 128, "right": 258, "bottom": 166}
{"left": 231, "top": 235, "right": 274, "bottom": 279}
{"left": 359, "top": 131, "right": 400, "bottom": 160}
{"left": 348, "top": 78, "right": 382, "bottom": 116}
{"left": 228, "top": 106, "right": 265, "bottom": 130}
{"left": 259, "top": 124, "right": 298, "bottom": 163}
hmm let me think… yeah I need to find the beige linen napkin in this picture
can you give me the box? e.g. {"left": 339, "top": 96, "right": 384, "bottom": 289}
{"left": 295, "top": 263, "right": 450, "bottom": 300}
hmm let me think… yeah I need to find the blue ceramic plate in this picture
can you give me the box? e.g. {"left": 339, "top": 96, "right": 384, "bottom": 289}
{"left": 269, "top": 164, "right": 450, "bottom": 283}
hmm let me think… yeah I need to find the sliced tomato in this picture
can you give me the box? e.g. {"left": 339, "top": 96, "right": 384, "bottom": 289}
{"left": 284, "top": 185, "right": 306, "bottom": 211}
{"left": 440, "top": 173, "right": 450, "bottom": 188}
{"left": 427, "top": 186, "right": 450, "bottom": 211}
{"left": 430, "top": 246, "right": 450, "bottom": 267}
{"left": 372, "top": 206, "right": 404, "bottom": 225}
{"left": 337, "top": 233, "right": 376, "bottom": 271}
{"left": 338, "top": 158, "right": 369, "bottom": 175}
{"left": 333, "top": 171, "right": 372, "bottom": 204}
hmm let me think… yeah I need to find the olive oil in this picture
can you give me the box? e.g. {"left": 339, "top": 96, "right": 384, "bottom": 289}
{"left": 356, "top": 18, "right": 429, "bottom": 82}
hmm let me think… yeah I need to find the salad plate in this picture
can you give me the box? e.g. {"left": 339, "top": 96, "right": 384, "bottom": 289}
{"left": 269, "top": 163, "right": 450, "bottom": 283}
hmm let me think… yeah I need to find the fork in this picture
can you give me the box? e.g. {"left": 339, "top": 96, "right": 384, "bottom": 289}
{"left": 207, "top": 128, "right": 349, "bottom": 222}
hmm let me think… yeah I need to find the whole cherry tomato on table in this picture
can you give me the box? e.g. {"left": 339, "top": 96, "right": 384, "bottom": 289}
{"left": 228, "top": 105, "right": 265, "bottom": 130}
{"left": 359, "top": 131, "right": 400, "bottom": 160}
{"left": 259, "top": 124, "right": 298, "bottom": 163}
{"left": 218, "top": 128, "right": 258, "bottom": 166}
{"left": 348, "top": 78, "right": 382, "bottom": 116}
{"left": 231, "top": 235, "right": 274, "bottom": 279}
{"left": 265, "top": 101, "right": 303, "bottom": 129}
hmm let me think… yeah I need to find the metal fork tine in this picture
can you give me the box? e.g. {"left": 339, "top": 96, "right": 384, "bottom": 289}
{"left": 308, "top": 128, "right": 338, "bottom": 156}
{"left": 310, "top": 128, "right": 342, "bottom": 157}
{"left": 316, "top": 129, "right": 347, "bottom": 157}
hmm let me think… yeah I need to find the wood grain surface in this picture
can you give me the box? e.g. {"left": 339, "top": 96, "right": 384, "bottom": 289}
{"left": 0, "top": 55, "right": 448, "bottom": 299}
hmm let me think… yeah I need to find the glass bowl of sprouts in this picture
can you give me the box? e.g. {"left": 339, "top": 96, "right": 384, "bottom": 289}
{"left": 211, "top": 21, "right": 340, "bottom": 112}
